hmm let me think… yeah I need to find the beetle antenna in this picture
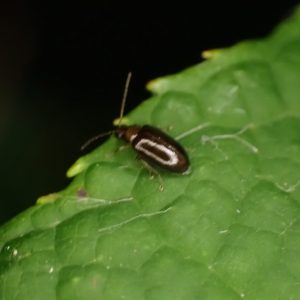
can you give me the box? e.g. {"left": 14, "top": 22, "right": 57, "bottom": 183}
{"left": 118, "top": 72, "right": 132, "bottom": 126}
{"left": 80, "top": 73, "right": 132, "bottom": 151}
{"left": 80, "top": 130, "right": 115, "bottom": 151}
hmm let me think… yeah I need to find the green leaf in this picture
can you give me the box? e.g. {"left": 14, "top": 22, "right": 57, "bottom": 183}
{"left": 2, "top": 7, "right": 300, "bottom": 300}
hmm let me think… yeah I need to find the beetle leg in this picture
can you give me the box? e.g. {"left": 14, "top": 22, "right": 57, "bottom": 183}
{"left": 138, "top": 158, "right": 164, "bottom": 192}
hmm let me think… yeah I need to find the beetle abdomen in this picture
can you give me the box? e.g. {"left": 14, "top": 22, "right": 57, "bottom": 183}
{"left": 131, "top": 125, "right": 190, "bottom": 173}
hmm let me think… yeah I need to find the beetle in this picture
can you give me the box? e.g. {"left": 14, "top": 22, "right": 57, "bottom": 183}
{"left": 115, "top": 124, "right": 189, "bottom": 173}
{"left": 82, "top": 72, "right": 190, "bottom": 174}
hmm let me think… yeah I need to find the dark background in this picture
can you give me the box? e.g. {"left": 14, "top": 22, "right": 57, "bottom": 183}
{"left": 0, "top": 1, "right": 299, "bottom": 224}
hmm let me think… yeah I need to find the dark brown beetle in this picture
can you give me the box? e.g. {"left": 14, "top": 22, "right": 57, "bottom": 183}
{"left": 82, "top": 73, "right": 190, "bottom": 173}
{"left": 115, "top": 125, "right": 189, "bottom": 173}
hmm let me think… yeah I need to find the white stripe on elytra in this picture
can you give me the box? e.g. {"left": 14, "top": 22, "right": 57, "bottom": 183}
{"left": 135, "top": 138, "right": 178, "bottom": 166}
